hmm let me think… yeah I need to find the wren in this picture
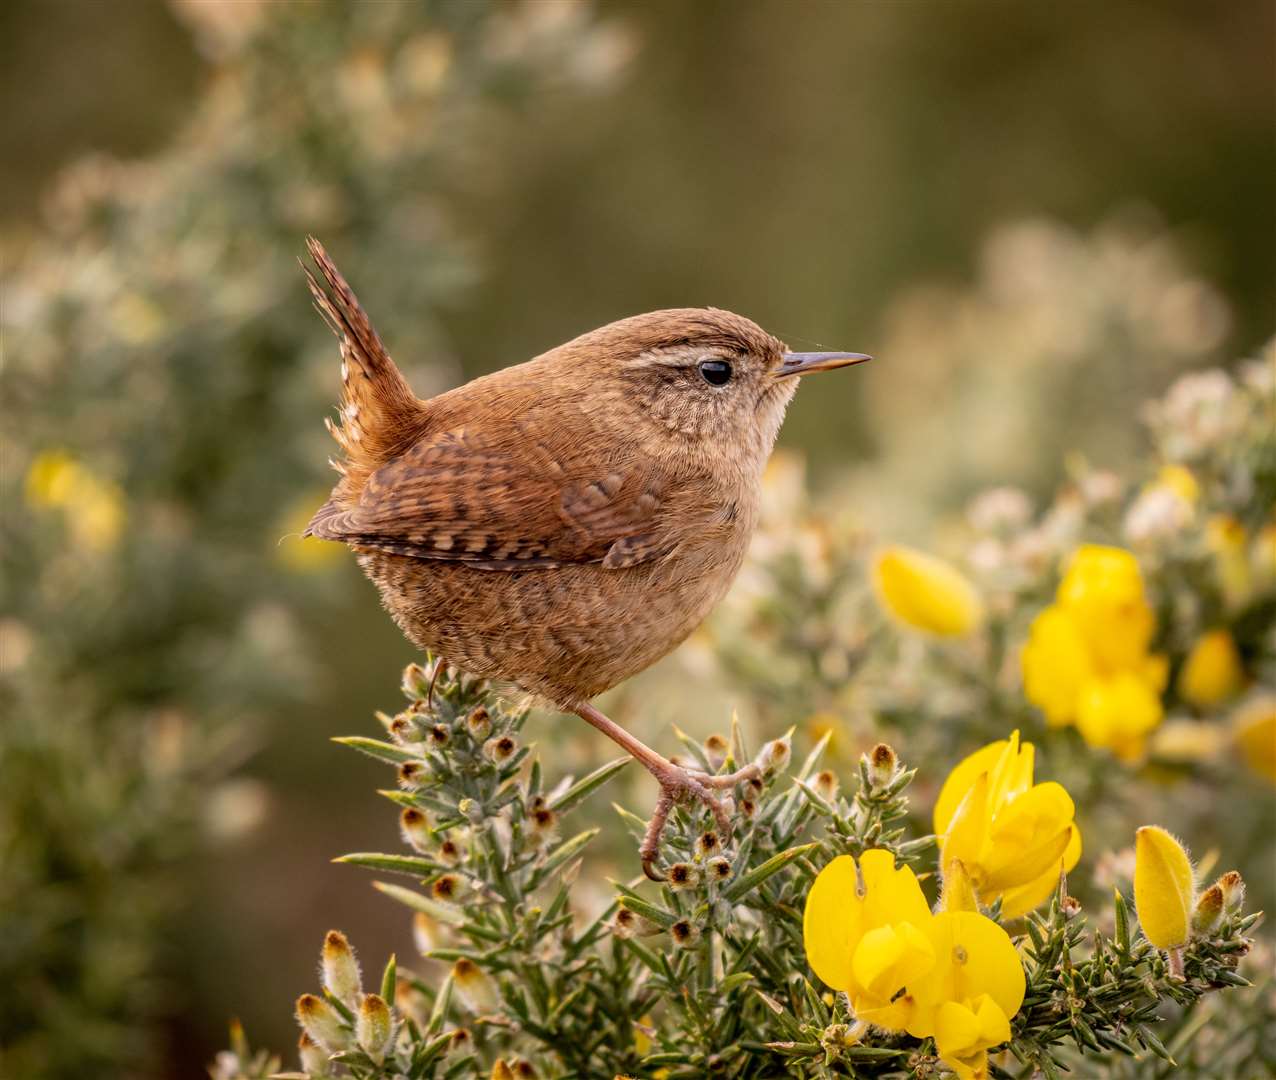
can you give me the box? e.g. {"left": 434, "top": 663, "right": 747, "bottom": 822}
{"left": 301, "top": 238, "right": 869, "bottom": 878}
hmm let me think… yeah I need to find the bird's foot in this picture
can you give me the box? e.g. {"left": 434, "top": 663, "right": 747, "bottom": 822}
{"left": 639, "top": 760, "right": 736, "bottom": 882}
{"left": 687, "top": 762, "right": 761, "bottom": 789}
{"left": 568, "top": 700, "right": 757, "bottom": 882}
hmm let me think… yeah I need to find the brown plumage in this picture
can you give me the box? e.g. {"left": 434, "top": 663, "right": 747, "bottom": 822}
{"left": 302, "top": 238, "right": 869, "bottom": 877}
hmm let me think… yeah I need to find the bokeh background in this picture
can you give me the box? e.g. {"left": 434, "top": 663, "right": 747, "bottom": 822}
{"left": 2, "top": 1, "right": 1273, "bottom": 1077}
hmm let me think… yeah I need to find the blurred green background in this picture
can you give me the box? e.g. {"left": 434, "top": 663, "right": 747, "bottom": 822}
{"left": 1, "top": 1, "right": 1272, "bottom": 1077}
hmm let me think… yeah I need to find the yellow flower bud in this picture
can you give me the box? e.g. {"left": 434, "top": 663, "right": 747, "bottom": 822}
{"left": 1134, "top": 826, "right": 1194, "bottom": 949}
{"left": 871, "top": 545, "right": 984, "bottom": 637}
{"left": 1232, "top": 696, "right": 1276, "bottom": 782}
{"left": 1178, "top": 629, "right": 1245, "bottom": 708}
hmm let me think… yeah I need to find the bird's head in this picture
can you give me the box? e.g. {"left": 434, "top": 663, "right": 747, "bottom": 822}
{"left": 550, "top": 308, "right": 870, "bottom": 467}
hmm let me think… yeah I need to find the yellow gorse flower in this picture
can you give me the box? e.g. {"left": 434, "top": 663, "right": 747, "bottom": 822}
{"left": 933, "top": 732, "right": 1081, "bottom": 919}
{"left": 1177, "top": 629, "right": 1245, "bottom": 708}
{"left": 1022, "top": 544, "right": 1167, "bottom": 761}
{"left": 804, "top": 849, "right": 1025, "bottom": 1080}
{"left": 907, "top": 913, "right": 1025, "bottom": 1080}
{"left": 1232, "top": 696, "right": 1276, "bottom": 783}
{"left": 1134, "top": 826, "right": 1194, "bottom": 950}
{"left": 802, "top": 849, "right": 936, "bottom": 1030}
{"left": 871, "top": 545, "right": 985, "bottom": 637}
{"left": 25, "top": 449, "right": 126, "bottom": 553}
{"left": 1154, "top": 463, "right": 1199, "bottom": 504}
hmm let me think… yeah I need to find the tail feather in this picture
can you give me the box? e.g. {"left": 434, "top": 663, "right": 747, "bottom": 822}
{"left": 302, "top": 238, "right": 428, "bottom": 512}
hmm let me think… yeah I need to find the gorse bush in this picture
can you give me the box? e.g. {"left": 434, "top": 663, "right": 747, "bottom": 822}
{"left": 217, "top": 661, "right": 1264, "bottom": 1080}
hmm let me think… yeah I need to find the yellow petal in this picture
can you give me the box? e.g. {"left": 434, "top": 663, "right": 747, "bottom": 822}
{"left": 859, "top": 848, "right": 935, "bottom": 930}
{"left": 1178, "top": 629, "right": 1245, "bottom": 708}
{"left": 1232, "top": 697, "right": 1276, "bottom": 782}
{"left": 998, "top": 825, "right": 1082, "bottom": 919}
{"left": 982, "top": 825, "right": 1072, "bottom": 893}
{"left": 940, "top": 859, "right": 980, "bottom": 913}
{"left": 972, "top": 993, "right": 1011, "bottom": 1047}
{"left": 941, "top": 772, "right": 989, "bottom": 878}
{"left": 985, "top": 730, "right": 1027, "bottom": 813}
{"left": 1056, "top": 545, "right": 1156, "bottom": 671}
{"left": 1077, "top": 673, "right": 1163, "bottom": 755}
{"left": 934, "top": 740, "right": 1007, "bottom": 834}
{"left": 940, "top": 1049, "right": 988, "bottom": 1080}
{"left": 1134, "top": 826, "right": 1194, "bottom": 949}
{"left": 855, "top": 992, "right": 917, "bottom": 1032}
{"left": 802, "top": 854, "right": 862, "bottom": 991}
{"left": 851, "top": 923, "right": 934, "bottom": 1000}
{"left": 872, "top": 545, "right": 985, "bottom": 637}
{"left": 934, "top": 1000, "right": 981, "bottom": 1056}
{"left": 1021, "top": 607, "right": 1092, "bottom": 726}
{"left": 988, "top": 780, "right": 1074, "bottom": 850}
{"left": 915, "top": 912, "right": 1026, "bottom": 1026}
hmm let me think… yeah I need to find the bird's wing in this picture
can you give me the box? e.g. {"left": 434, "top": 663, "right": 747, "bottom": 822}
{"left": 305, "top": 422, "right": 672, "bottom": 570}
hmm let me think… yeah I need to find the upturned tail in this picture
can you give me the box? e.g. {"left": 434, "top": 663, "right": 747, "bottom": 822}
{"left": 302, "top": 238, "right": 428, "bottom": 526}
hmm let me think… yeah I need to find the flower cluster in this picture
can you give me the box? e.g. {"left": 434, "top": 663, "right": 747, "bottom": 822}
{"left": 1021, "top": 544, "right": 1168, "bottom": 760}
{"left": 804, "top": 850, "right": 1024, "bottom": 1080}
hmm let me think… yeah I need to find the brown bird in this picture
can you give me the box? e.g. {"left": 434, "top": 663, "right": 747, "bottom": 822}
{"left": 301, "top": 238, "right": 869, "bottom": 878}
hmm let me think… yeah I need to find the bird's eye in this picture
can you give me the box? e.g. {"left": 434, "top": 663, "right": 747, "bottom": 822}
{"left": 698, "top": 358, "right": 733, "bottom": 386}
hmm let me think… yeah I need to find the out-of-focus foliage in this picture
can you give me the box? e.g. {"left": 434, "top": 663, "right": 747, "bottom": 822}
{"left": 0, "top": 3, "right": 630, "bottom": 1075}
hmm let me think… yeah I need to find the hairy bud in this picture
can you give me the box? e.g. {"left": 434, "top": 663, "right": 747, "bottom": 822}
{"left": 483, "top": 735, "right": 518, "bottom": 764}
{"left": 666, "top": 862, "right": 701, "bottom": 891}
{"left": 867, "top": 743, "right": 898, "bottom": 788}
{"left": 399, "top": 808, "right": 431, "bottom": 854}
{"left": 465, "top": 707, "right": 493, "bottom": 740}
{"left": 298, "top": 1032, "right": 329, "bottom": 1077}
{"left": 320, "top": 930, "right": 361, "bottom": 1008}
{"left": 452, "top": 958, "right": 499, "bottom": 1014}
{"left": 295, "top": 994, "right": 351, "bottom": 1053}
{"left": 813, "top": 769, "right": 839, "bottom": 802}
{"left": 357, "top": 993, "right": 394, "bottom": 1063}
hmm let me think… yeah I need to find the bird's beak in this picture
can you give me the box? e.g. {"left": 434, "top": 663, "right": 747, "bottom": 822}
{"left": 775, "top": 351, "right": 872, "bottom": 378}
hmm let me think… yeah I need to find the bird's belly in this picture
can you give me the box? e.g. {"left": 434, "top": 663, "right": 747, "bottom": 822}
{"left": 359, "top": 549, "right": 742, "bottom": 704}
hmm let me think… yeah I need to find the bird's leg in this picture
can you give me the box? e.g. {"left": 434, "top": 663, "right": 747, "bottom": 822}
{"left": 571, "top": 700, "right": 733, "bottom": 881}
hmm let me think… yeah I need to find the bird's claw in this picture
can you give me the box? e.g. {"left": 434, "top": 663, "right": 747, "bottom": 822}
{"left": 639, "top": 765, "right": 740, "bottom": 881}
